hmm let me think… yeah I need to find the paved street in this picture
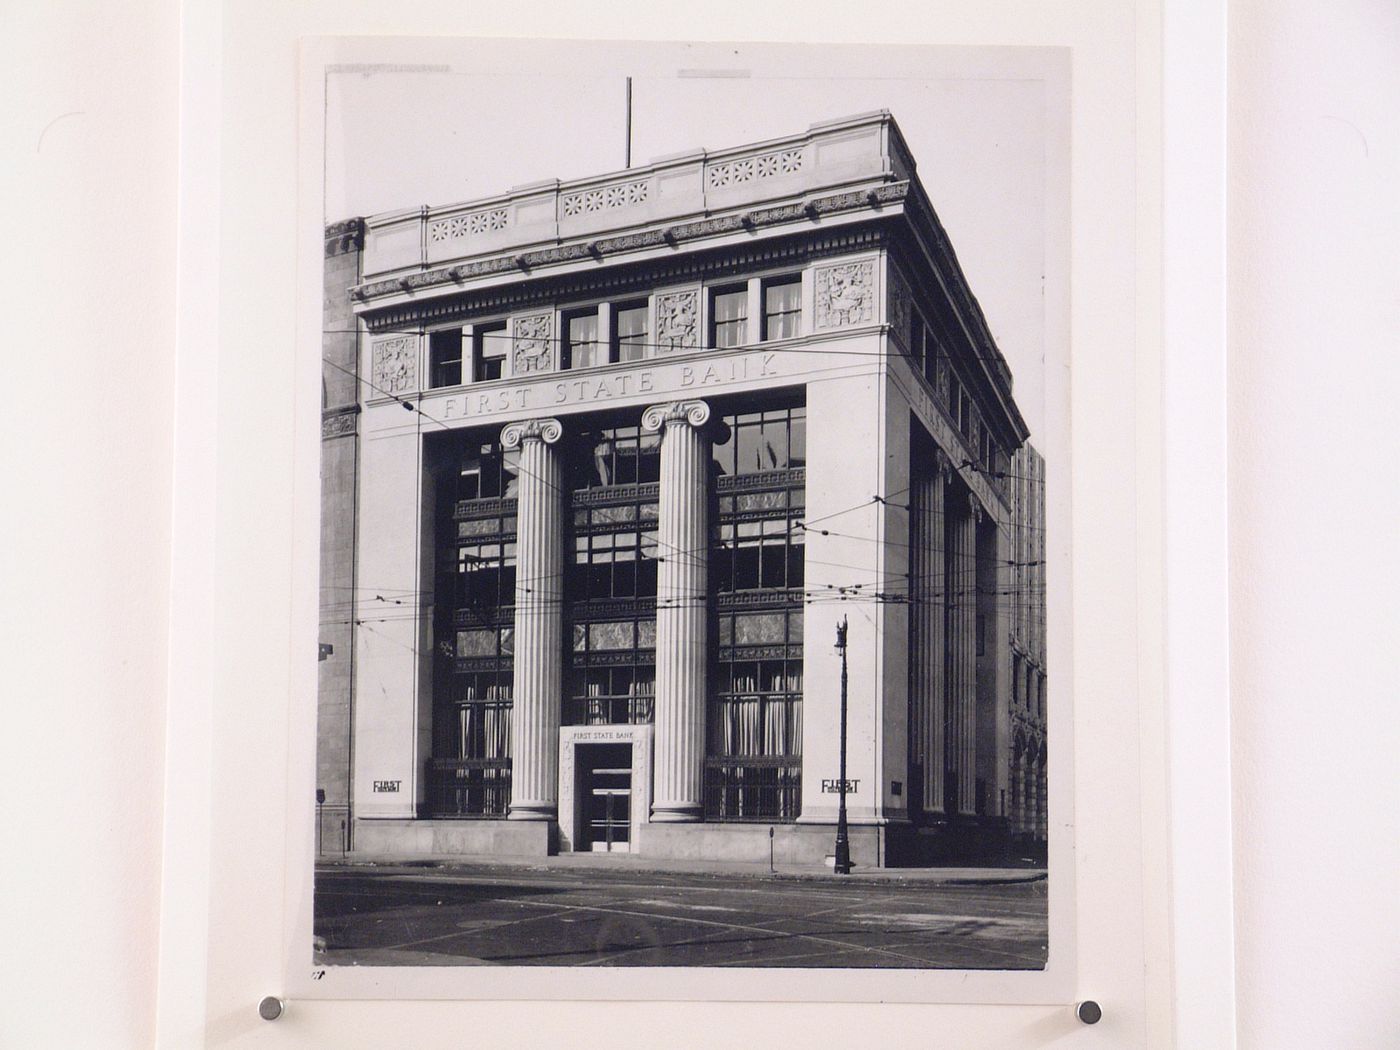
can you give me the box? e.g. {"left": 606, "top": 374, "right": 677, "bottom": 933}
{"left": 314, "top": 862, "right": 1047, "bottom": 969}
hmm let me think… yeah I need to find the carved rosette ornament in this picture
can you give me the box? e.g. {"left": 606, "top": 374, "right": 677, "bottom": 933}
{"left": 370, "top": 336, "right": 417, "bottom": 395}
{"left": 500, "top": 417, "right": 564, "bottom": 449}
{"left": 814, "top": 260, "right": 875, "bottom": 329}
{"left": 654, "top": 290, "right": 699, "bottom": 354}
{"left": 511, "top": 313, "right": 554, "bottom": 375}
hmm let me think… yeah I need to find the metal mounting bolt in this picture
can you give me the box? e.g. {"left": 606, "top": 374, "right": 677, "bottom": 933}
{"left": 258, "top": 996, "right": 284, "bottom": 1022}
{"left": 1076, "top": 1000, "right": 1102, "bottom": 1025}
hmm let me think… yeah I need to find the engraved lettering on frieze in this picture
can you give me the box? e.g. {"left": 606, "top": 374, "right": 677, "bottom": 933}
{"left": 815, "top": 260, "right": 875, "bottom": 329}
{"left": 655, "top": 290, "right": 699, "bottom": 354}
{"left": 371, "top": 336, "right": 417, "bottom": 395}
{"left": 511, "top": 313, "right": 554, "bottom": 375}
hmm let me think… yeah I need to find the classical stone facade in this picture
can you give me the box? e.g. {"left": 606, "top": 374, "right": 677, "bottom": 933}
{"left": 317, "top": 112, "right": 1046, "bottom": 866}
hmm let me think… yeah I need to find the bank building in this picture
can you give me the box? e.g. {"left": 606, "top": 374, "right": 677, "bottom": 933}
{"left": 318, "top": 111, "right": 1048, "bottom": 868}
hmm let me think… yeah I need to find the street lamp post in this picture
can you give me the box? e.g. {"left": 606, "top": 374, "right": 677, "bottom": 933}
{"left": 834, "top": 617, "right": 852, "bottom": 875}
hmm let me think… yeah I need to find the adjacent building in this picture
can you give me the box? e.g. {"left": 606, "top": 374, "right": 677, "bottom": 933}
{"left": 318, "top": 112, "right": 1047, "bottom": 867}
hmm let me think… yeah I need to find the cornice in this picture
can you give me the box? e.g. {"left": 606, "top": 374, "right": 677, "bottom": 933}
{"left": 351, "top": 183, "right": 909, "bottom": 308}
{"left": 360, "top": 222, "right": 893, "bottom": 336}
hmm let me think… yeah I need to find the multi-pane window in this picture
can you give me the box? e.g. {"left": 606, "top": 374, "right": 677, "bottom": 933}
{"left": 565, "top": 423, "right": 661, "bottom": 726}
{"left": 614, "top": 302, "right": 648, "bottom": 362}
{"left": 472, "top": 321, "right": 508, "bottom": 382}
{"left": 572, "top": 424, "right": 661, "bottom": 488}
{"left": 429, "top": 328, "right": 463, "bottom": 388}
{"left": 455, "top": 441, "right": 520, "bottom": 501}
{"left": 572, "top": 524, "right": 659, "bottom": 600}
{"left": 706, "top": 396, "right": 806, "bottom": 822}
{"left": 711, "top": 287, "right": 748, "bottom": 348}
{"left": 428, "top": 431, "right": 518, "bottom": 818}
{"left": 762, "top": 276, "right": 802, "bottom": 340}
{"left": 564, "top": 309, "right": 603, "bottom": 370}
{"left": 909, "top": 311, "right": 927, "bottom": 376}
{"left": 711, "top": 405, "right": 807, "bottom": 475}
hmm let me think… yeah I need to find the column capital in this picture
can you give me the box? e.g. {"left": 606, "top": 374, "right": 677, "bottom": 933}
{"left": 641, "top": 399, "right": 711, "bottom": 433}
{"left": 501, "top": 416, "right": 563, "bottom": 449}
{"left": 968, "top": 491, "right": 984, "bottom": 524}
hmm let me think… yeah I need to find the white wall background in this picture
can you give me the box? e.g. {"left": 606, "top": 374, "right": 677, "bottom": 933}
{"left": 1226, "top": 0, "right": 1400, "bottom": 1045}
{"left": 2, "top": 1, "right": 1396, "bottom": 1047}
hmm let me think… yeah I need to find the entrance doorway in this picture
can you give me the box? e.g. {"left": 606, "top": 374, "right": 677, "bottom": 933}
{"left": 580, "top": 743, "right": 632, "bottom": 852}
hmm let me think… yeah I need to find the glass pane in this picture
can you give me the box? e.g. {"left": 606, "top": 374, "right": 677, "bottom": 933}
{"left": 736, "top": 424, "right": 761, "bottom": 474}
{"left": 789, "top": 413, "right": 806, "bottom": 467}
{"left": 617, "top": 305, "right": 648, "bottom": 361}
{"left": 713, "top": 290, "right": 747, "bottom": 322}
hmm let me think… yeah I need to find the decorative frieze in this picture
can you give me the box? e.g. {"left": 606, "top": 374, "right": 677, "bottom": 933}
{"left": 654, "top": 290, "right": 700, "bottom": 354}
{"left": 561, "top": 178, "right": 649, "bottom": 217}
{"left": 353, "top": 183, "right": 909, "bottom": 307}
{"left": 510, "top": 313, "right": 554, "bottom": 376}
{"left": 428, "top": 208, "right": 509, "bottom": 243}
{"left": 814, "top": 260, "right": 875, "bottom": 329}
{"left": 370, "top": 336, "right": 417, "bottom": 395}
{"left": 706, "top": 148, "right": 804, "bottom": 188}
{"left": 321, "top": 408, "right": 359, "bottom": 438}
{"left": 323, "top": 217, "right": 365, "bottom": 257}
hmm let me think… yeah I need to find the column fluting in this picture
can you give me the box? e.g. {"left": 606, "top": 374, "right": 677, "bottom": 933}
{"left": 642, "top": 400, "right": 712, "bottom": 822}
{"left": 501, "top": 417, "right": 564, "bottom": 820}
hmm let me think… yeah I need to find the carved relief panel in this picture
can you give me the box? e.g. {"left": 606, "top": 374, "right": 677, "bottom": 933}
{"left": 370, "top": 335, "right": 418, "bottom": 396}
{"left": 887, "top": 266, "right": 912, "bottom": 349}
{"left": 814, "top": 259, "right": 876, "bottom": 330}
{"left": 653, "top": 288, "right": 700, "bottom": 354}
{"left": 510, "top": 312, "right": 555, "bottom": 376}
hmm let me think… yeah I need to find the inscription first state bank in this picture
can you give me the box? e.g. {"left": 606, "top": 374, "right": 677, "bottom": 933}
{"left": 437, "top": 350, "right": 782, "bottom": 422}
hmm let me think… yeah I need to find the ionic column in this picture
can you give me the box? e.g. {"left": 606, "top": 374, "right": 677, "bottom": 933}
{"left": 643, "top": 400, "right": 712, "bottom": 822}
{"left": 501, "top": 417, "right": 564, "bottom": 820}
{"left": 963, "top": 497, "right": 983, "bottom": 816}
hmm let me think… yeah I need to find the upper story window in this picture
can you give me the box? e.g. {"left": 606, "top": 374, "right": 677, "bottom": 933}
{"left": 711, "top": 287, "right": 748, "bottom": 349}
{"left": 456, "top": 440, "right": 520, "bottom": 501}
{"left": 570, "top": 424, "right": 662, "bottom": 489}
{"left": 473, "top": 322, "right": 508, "bottom": 382}
{"left": 563, "top": 309, "right": 603, "bottom": 370}
{"left": 614, "top": 301, "right": 649, "bottom": 362}
{"left": 712, "top": 405, "right": 807, "bottom": 476}
{"left": 762, "top": 276, "right": 802, "bottom": 341}
{"left": 429, "top": 329, "right": 463, "bottom": 388}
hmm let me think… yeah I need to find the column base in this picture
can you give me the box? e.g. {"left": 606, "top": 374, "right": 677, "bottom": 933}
{"left": 649, "top": 803, "right": 703, "bottom": 823}
{"left": 507, "top": 802, "right": 557, "bottom": 821}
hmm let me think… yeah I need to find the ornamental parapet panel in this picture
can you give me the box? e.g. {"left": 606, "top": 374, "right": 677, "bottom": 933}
{"left": 358, "top": 111, "right": 912, "bottom": 282}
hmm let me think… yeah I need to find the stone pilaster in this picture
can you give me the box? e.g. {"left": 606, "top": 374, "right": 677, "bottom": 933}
{"left": 501, "top": 417, "right": 564, "bottom": 820}
{"left": 642, "top": 400, "right": 712, "bottom": 822}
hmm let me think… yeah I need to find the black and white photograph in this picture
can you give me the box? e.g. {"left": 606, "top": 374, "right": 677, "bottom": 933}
{"left": 311, "top": 39, "right": 1065, "bottom": 975}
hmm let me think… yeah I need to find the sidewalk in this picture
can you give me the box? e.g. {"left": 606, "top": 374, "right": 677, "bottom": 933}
{"left": 316, "top": 849, "right": 1047, "bottom": 887}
